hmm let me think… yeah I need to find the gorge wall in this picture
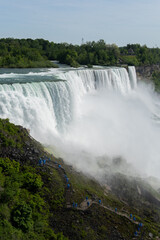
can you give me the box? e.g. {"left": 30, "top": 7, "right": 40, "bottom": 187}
{"left": 135, "top": 64, "right": 160, "bottom": 79}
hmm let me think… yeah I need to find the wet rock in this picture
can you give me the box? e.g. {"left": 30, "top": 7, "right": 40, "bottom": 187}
{"left": 136, "top": 64, "right": 160, "bottom": 79}
{"left": 25, "top": 141, "right": 30, "bottom": 146}
{"left": 149, "top": 232, "right": 153, "bottom": 238}
{"left": 33, "top": 149, "right": 39, "bottom": 154}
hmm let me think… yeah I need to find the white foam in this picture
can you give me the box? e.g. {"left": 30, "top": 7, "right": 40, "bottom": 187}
{"left": 2, "top": 67, "right": 159, "bottom": 179}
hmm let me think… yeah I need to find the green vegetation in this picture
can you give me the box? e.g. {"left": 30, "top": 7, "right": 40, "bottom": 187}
{"left": 64, "top": 165, "right": 123, "bottom": 209}
{"left": 0, "top": 118, "right": 67, "bottom": 240}
{"left": 0, "top": 38, "right": 58, "bottom": 68}
{"left": 152, "top": 71, "right": 160, "bottom": 92}
{"left": 120, "top": 44, "right": 160, "bottom": 66}
{"left": 0, "top": 118, "right": 160, "bottom": 239}
{"left": 1, "top": 38, "right": 160, "bottom": 68}
{"left": 0, "top": 156, "right": 67, "bottom": 239}
{"left": 0, "top": 118, "right": 25, "bottom": 149}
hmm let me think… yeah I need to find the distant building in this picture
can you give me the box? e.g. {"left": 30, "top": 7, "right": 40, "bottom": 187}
{"left": 128, "top": 48, "right": 135, "bottom": 55}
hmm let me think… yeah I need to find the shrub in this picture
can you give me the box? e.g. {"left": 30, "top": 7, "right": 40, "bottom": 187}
{"left": 11, "top": 203, "right": 33, "bottom": 232}
{"left": 0, "top": 158, "right": 20, "bottom": 175}
{"left": 23, "top": 172, "right": 43, "bottom": 192}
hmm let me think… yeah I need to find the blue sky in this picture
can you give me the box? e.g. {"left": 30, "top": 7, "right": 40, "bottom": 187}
{"left": 0, "top": 0, "right": 159, "bottom": 47}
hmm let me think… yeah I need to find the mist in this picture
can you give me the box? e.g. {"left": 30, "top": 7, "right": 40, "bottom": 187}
{"left": 50, "top": 80, "right": 160, "bottom": 180}
{"left": 0, "top": 68, "right": 160, "bottom": 182}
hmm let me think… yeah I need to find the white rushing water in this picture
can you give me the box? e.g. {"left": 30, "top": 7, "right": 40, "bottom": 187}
{"left": 0, "top": 67, "right": 135, "bottom": 135}
{"left": 0, "top": 66, "right": 160, "bottom": 179}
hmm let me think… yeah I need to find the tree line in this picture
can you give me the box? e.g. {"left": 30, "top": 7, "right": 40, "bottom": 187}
{"left": 0, "top": 38, "right": 160, "bottom": 68}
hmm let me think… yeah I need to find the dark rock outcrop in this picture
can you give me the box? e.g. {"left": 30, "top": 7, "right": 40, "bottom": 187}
{"left": 136, "top": 64, "right": 160, "bottom": 79}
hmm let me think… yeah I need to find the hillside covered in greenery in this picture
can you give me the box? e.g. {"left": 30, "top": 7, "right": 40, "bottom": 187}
{"left": 1, "top": 38, "right": 160, "bottom": 68}
{"left": 0, "top": 118, "right": 160, "bottom": 240}
{"left": 0, "top": 118, "right": 68, "bottom": 240}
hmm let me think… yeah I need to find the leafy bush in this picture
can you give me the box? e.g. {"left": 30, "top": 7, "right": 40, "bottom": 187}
{"left": 11, "top": 203, "right": 33, "bottom": 232}
{"left": 23, "top": 172, "right": 43, "bottom": 192}
{"left": 0, "top": 158, "right": 20, "bottom": 175}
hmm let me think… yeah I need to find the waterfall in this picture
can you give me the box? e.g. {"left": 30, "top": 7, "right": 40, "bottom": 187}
{"left": 0, "top": 67, "right": 137, "bottom": 140}
{"left": 74, "top": 67, "right": 133, "bottom": 94}
{"left": 1, "top": 66, "right": 160, "bottom": 178}
{"left": 128, "top": 66, "right": 137, "bottom": 89}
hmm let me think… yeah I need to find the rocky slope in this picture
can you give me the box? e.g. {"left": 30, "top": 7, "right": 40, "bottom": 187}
{"left": 0, "top": 119, "right": 160, "bottom": 240}
{"left": 136, "top": 64, "right": 160, "bottom": 79}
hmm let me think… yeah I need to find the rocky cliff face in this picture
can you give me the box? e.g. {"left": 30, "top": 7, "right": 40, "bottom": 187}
{"left": 136, "top": 64, "right": 160, "bottom": 79}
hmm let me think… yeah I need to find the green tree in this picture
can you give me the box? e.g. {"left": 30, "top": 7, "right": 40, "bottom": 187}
{"left": 23, "top": 172, "right": 43, "bottom": 192}
{"left": 11, "top": 203, "right": 33, "bottom": 232}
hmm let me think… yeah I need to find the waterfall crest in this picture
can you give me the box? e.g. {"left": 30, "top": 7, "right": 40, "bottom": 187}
{"left": 0, "top": 67, "right": 137, "bottom": 137}
{"left": 1, "top": 66, "right": 160, "bottom": 178}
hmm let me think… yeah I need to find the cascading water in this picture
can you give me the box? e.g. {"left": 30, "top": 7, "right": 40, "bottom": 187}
{"left": 0, "top": 66, "right": 160, "bottom": 179}
{"left": 0, "top": 67, "right": 136, "bottom": 137}
{"left": 128, "top": 66, "right": 137, "bottom": 89}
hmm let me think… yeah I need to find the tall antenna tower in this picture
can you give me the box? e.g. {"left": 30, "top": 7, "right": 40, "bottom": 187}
{"left": 82, "top": 38, "right": 84, "bottom": 45}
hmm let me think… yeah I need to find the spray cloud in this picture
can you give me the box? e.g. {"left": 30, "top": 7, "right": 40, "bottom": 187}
{"left": 0, "top": 67, "right": 159, "bottom": 180}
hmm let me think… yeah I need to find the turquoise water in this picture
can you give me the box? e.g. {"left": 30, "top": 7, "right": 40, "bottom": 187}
{"left": 0, "top": 66, "right": 111, "bottom": 84}
{"left": 0, "top": 68, "right": 67, "bottom": 84}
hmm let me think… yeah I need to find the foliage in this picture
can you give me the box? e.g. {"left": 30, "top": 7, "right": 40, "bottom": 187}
{"left": 152, "top": 71, "right": 160, "bottom": 92}
{"left": 0, "top": 157, "right": 20, "bottom": 174}
{"left": 120, "top": 55, "right": 139, "bottom": 66}
{"left": 1, "top": 38, "right": 160, "bottom": 68}
{"left": 0, "top": 119, "right": 67, "bottom": 239}
{"left": 0, "top": 118, "right": 159, "bottom": 239}
{"left": 0, "top": 38, "right": 58, "bottom": 68}
{"left": 0, "top": 155, "right": 67, "bottom": 239}
{"left": 11, "top": 203, "right": 33, "bottom": 232}
{"left": 0, "top": 118, "right": 24, "bottom": 149}
{"left": 22, "top": 172, "right": 43, "bottom": 191}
